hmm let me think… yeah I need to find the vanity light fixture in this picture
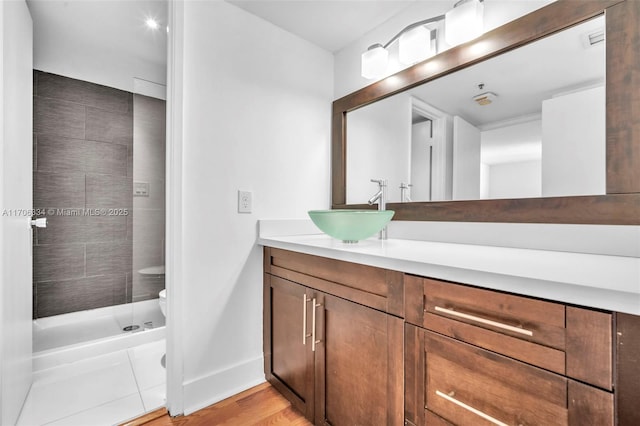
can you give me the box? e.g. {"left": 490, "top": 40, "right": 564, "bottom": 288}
{"left": 445, "top": 0, "right": 485, "bottom": 46}
{"left": 399, "top": 25, "right": 436, "bottom": 66}
{"left": 361, "top": 0, "right": 484, "bottom": 79}
{"left": 361, "top": 44, "right": 389, "bottom": 79}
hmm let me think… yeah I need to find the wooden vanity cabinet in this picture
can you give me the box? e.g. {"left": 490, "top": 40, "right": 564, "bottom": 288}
{"left": 404, "top": 275, "right": 615, "bottom": 426}
{"left": 263, "top": 247, "right": 626, "bottom": 425}
{"left": 263, "top": 247, "right": 404, "bottom": 425}
{"left": 616, "top": 313, "right": 640, "bottom": 425}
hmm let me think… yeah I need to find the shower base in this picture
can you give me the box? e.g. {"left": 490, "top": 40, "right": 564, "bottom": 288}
{"left": 33, "top": 299, "right": 166, "bottom": 371}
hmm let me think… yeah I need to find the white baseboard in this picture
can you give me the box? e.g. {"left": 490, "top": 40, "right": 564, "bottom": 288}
{"left": 182, "top": 355, "right": 266, "bottom": 416}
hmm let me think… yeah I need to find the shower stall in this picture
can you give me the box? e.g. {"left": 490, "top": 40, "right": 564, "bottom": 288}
{"left": 31, "top": 71, "right": 167, "bottom": 366}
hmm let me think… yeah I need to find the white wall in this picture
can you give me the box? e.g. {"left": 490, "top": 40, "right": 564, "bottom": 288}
{"left": 452, "top": 116, "right": 481, "bottom": 200}
{"left": 178, "top": 0, "right": 333, "bottom": 414}
{"left": 1, "top": 1, "right": 33, "bottom": 424}
{"left": 541, "top": 86, "right": 606, "bottom": 197}
{"left": 34, "top": 43, "right": 165, "bottom": 94}
{"left": 487, "top": 160, "right": 541, "bottom": 199}
{"left": 346, "top": 93, "right": 410, "bottom": 203}
{"left": 410, "top": 120, "right": 433, "bottom": 201}
{"left": 334, "top": 0, "right": 555, "bottom": 98}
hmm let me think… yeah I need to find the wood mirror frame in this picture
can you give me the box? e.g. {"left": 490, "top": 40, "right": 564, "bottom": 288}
{"left": 332, "top": 0, "right": 640, "bottom": 224}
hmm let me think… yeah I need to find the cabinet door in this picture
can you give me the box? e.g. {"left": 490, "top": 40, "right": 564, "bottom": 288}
{"left": 265, "top": 275, "right": 315, "bottom": 421}
{"left": 315, "top": 293, "right": 404, "bottom": 426}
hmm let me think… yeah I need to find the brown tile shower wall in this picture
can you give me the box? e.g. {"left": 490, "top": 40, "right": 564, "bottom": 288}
{"left": 33, "top": 71, "right": 133, "bottom": 318}
{"left": 132, "top": 94, "right": 166, "bottom": 302}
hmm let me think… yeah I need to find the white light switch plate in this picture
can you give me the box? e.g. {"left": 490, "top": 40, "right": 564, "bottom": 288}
{"left": 238, "top": 190, "right": 252, "bottom": 213}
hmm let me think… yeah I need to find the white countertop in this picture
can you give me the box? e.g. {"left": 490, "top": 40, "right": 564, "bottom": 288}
{"left": 258, "top": 224, "right": 640, "bottom": 315}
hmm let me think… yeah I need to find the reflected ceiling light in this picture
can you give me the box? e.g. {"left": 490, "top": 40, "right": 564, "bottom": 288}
{"left": 145, "top": 17, "right": 160, "bottom": 30}
{"left": 445, "top": 0, "right": 484, "bottom": 46}
{"left": 361, "top": 0, "right": 484, "bottom": 79}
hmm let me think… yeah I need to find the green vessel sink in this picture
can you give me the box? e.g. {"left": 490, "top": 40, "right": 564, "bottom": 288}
{"left": 308, "top": 210, "right": 395, "bottom": 243}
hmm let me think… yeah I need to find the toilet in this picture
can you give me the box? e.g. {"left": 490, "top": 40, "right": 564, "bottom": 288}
{"left": 159, "top": 289, "right": 166, "bottom": 316}
{"left": 158, "top": 289, "right": 167, "bottom": 369}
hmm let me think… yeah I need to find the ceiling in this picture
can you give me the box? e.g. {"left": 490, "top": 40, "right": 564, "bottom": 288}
{"left": 226, "top": 0, "right": 421, "bottom": 52}
{"left": 407, "top": 15, "right": 605, "bottom": 128}
{"left": 25, "top": 0, "right": 434, "bottom": 67}
{"left": 26, "top": 0, "right": 168, "bottom": 68}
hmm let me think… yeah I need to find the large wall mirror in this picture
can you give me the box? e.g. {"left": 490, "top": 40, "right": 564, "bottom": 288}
{"left": 332, "top": 0, "right": 640, "bottom": 224}
{"left": 347, "top": 16, "right": 605, "bottom": 203}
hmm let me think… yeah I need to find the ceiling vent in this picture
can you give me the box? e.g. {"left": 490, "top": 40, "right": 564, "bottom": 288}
{"left": 582, "top": 28, "right": 605, "bottom": 48}
{"left": 472, "top": 92, "right": 498, "bottom": 106}
{"left": 588, "top": 30, "right": 605, "bottom": 45}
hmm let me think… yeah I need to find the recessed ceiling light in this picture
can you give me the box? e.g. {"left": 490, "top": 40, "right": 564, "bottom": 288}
{"left": 146, "top": 18, "right": 159, "bottom": 30}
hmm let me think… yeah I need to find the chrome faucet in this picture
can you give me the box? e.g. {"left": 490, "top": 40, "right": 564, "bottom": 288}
{"left": 400, "top": 182, "right": 412, "bottom": 203}
{"left": 368, "top": 179, "right": 388, "bottom": 240}
{"left": 368, "top": 178, "right": 387, "bottom": 209}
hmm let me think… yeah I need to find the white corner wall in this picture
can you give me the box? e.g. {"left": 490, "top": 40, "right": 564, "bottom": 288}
{"left": 1, "top": 1, "right": 33, "bottom": 424}
{"left": 179, "top": 1, "right": 333, "bottom": 414}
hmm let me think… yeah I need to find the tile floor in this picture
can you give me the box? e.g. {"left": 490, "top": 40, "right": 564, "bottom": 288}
{"left": 17, "top": 340, "right": 166, "bottom": 426}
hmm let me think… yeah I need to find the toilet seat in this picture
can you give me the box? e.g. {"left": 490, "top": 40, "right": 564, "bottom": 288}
{"left": 159, "top": 289, "right": 167, "bottom": 316}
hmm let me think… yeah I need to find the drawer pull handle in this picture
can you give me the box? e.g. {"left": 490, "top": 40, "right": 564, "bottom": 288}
{"left": 434, "top": 306, "right": 533, "bottom": 337}
{"left": 312, "top": 298, "right": 322, "bottom": 352}
{"left": 436, "top": 390, "right": 509, "bottom": 426}
{"left": 302, "top": 294, "right": 312, "bottom": 344}
{"left": 303, "top": 294, "right": 307, "bottom": 344}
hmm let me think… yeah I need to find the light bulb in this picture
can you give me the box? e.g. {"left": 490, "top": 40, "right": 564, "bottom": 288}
{"left": 399, "top": 26, "right": 434, "bottom": 65}
{"left": 445, "top": 0, "right": 484, "bottom": 46}
{"left": 361, "top": 44, "right": 389, "bottom": 79}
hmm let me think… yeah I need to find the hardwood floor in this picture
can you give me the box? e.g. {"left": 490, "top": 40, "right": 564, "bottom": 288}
{"left": 122, "top": 382, "right": 312, "bottom": 426}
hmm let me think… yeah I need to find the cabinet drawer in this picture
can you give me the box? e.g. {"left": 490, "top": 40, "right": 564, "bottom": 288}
{"left": 265, "top": 248, "right": 403, "bottom": 316}
{"left": 421, "top": 277, "right": 565, "bottom": 374}
{"left": 423, "top": 331, "right": 613, "bottom": 426}
{"left": 424, "top": 277, "right": 565, "bottom": 347}
{"left": 425, "top": 331, "right": 568, "bottom": 426}
{"left": 405, "top": 275, "right": 613, "bottom": 388}
{"left": 405, "top": 324, "right": 614, "bottom": 426}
